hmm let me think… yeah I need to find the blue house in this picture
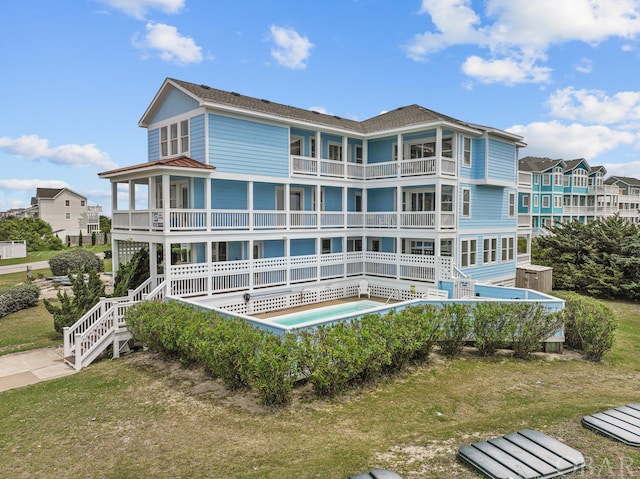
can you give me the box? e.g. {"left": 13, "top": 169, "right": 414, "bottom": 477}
{"left": 99, "top": 78, "right": 527, "bottom": 301}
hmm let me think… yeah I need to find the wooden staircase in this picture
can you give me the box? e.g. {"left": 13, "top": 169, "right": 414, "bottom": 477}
{"left": 63, "top": 277, "right": 166, "bottom": 371}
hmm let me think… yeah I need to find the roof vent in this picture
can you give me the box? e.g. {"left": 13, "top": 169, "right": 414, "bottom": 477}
{"left": 200, "top": 84, "right": 211, "bottom": 90}
{"left": 334, "top": 115, "right": 342, "bottom": 120}
{"left": 311, "top": 110, "right": 320, "bottom": 114}
{"left": 261, "top": 99, "right": 270, "bottom": 103}
{"left": 231, "top": 91, "right": 241, "bottom": 96}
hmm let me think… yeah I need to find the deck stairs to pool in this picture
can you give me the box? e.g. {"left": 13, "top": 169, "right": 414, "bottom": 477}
{"left": 63, "top": 276, "right": 166, "bottom": 371}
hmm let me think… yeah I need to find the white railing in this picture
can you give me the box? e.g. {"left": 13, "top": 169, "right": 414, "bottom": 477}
{"left": 254, "top": 211, "right": 286, "bottom": 228}
{"left": 290, "top": 212, "right": 317, "bottom": 228}
{"left": 440, "top": 212, "right": 456, "bottom": 228}
{"left": 518, "top": 171, "right": 532, "bottom": 187}
{"left": 169, "top": 210, "right": 207, "bottom": 230}
{"left": 211, "top": 211, "right": 249, "bottom": 229}
{"left": 518, "top": 214, "right": 532, "bottom": 227}
{"left": 400, "top": 158, "right": 436, "bottom": 176}
{"left": 366, "top": 212, "right": 397, "bottom": 227}
{"left": 63, "top": 277, "right": 166, "bottom": 371}
{"left": 320, "top": 212, "right": 344, "bottom": 228}
{"left": 441, "top": 158, "right": 456, "bottom": 175}
{"left": 346, "top": 163, "right": 365, "bottom": 179}
{"left": 401, "top": 211, "right": 435, "bottom": 228}
{"left": 366, "top": 161, "right": 397, "bottom": 179}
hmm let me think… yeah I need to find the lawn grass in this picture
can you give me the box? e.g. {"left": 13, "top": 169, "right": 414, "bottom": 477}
{"left": 0, "top": 299, "right": 638, "bottom": 478}
{"left": 0, "top": 268, "right": 52, "bottom": 291}
{"left": 0, "top": 301, "right": 60, "bottom": 355}
{"left": 0, "top": 245, "right": 111, "bottom": 267}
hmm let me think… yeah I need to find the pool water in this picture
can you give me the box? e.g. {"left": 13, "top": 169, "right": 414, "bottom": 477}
{"left": 270, "top": 300, "right": 385, "bottom": 327}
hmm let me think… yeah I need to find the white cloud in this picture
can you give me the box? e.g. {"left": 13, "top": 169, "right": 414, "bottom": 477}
{"left": 507, "top": 120, "right": 637, "bottom": 160}
{"left": 97, "top": 0, "right": 184, "bottom": 20}
{"left": 462, "top": 55, "right": 551, "bottom": 85}
{"left": 405, "top": 0, "right": 640, "bottom": 84}
{"left": 548, "top": 87, "right": 640, "bottom": 124}
{"left": 574, "top": 57, "right": 593, "bottom": 74}
{"left": 269, "top": 25, "right": 314, "bottom": 70}
{"left": 0, "top": 135, "right": 116, "bottom": 170}
{"left": 603, "top": 160, "right": 640, "bottom": 178}
{"left": 134, "top": 22, "right": 203, "bottom": 66}
{"left": 0, "top": 179, "right": 68, "bottom": 191}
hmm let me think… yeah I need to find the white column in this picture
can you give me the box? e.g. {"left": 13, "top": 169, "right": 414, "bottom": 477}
{"left": 396, "top": 186, "right": 402, "bottom": 229}
{"left": 248, "top": 181, "right": 254, "bottom": 231}
{"left": 206, "top": 240, "right": 212, "bottom": 296}
{"left": 129, "top": 181, "right": 136, "bottom": 210}
{"left": 342, "top": 186, "right": 348, "bottom": 228}
{"left": 205, "top": 177, "right": 211, "bottom": 231}
{"left": 316, "top": 184, "right": 321, "bottom": 228}
{"left": 436, "top": 127, "right": 442, "bottom": 177}
{"left": 285, "top": 183, "right": 290, "bottom": 230}
{"left": 164, "top": 238, "right": 171, "bottom": 295}
{"left": 342, "top": 136, "right": 348, "bottom": 178}
{"left": 162, "top": 174, "right": 170, "bottom": 233}
{"left": 150, "top": 242, "right": 157, "bottom": 284}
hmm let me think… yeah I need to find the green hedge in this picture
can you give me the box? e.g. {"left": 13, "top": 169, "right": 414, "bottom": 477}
{"left": 0, "top": 284, "right": 40, "bottom": 318}
{"left": 124, "top": 300, "right": 564, "bottom": 406}
{"left": 554, "top": 291, "right": 617, "bottom": 361}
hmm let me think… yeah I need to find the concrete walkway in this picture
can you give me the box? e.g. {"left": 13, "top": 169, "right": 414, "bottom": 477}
{"left": 0, "top": 348, "right": 76, "bottom": 392}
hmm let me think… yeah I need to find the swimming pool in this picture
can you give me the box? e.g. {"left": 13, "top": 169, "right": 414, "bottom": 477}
{"left": 269, "top": 300, "right": 385, "bottom": 327}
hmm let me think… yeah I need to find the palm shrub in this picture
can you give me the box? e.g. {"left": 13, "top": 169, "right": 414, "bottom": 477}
{"left": 438, "top": 303, "right": 472, "bottom": 357}
{"left": 554, "top": 291, "right": 617, "bottom": 361}
{"left": 473, "top": 302, "right": 515, "bottom": 356}
{"left": 45, "top": 269, "right": 105, "bottom": 333}
{"left": 508, "top": 303, "right": 562, "bottom": 359}
{"left": 49, "top": 249, "right": 103, "bottom": 276}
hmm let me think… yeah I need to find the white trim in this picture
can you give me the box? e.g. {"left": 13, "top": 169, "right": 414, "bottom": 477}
{"left": 461, "top": 187, "right": 471, "bottom": 218}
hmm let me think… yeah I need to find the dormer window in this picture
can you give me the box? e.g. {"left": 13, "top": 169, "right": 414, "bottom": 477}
{"left": 160, "top": 119, "right": 189, "bottom": 157}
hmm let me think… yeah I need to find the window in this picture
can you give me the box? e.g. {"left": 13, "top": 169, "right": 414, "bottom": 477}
{"left": 276, "top": 187, "right": 304, "bottom": 211}
{"left": 65, "top": 213, "right": 70, "bottom": 219}
{"left": 409, "top": 240, "right": 434, "bottom": 256}
{"left": 321, "top": 238, "right": 331, "bottom": 254}
{"left": 441, "top": 185, "right": 454, "bottom": 212}
{"left": 442, "top": 137, "right": 453, "bottom": 158}
{"left": 370, "top": 239, "right": 380, "bottom": 252}
{"left": 573, "top": 169, "right": 587, "bottom": 188}
{"left": 543, "top": 174, "right": 550, "bottom": 186}
{"left": 554, "top": 167, "right": 563, "bottom": 186}
{"left": 554, "top": 196, "right": 562, "bottom": 208}
{"left": 212, "top": 242, "right": 227, "bottom": 262}
{"left": 461, "top": 239, "right": 477, "bottom": 268}
{"left": 440, "top": 239, "right": 453, "bottom": 257}
{"left": 347, "top": 237, "right": 362, "bottom": 252}
{"left": 160, "top": 120, "right": 189, "bottom": 157}
{"left": 409, "top": 141, "right": 435, "bottom": 159}
{"left": 355, "top": 145, "right": 363, "bottom": 164}
{"left": 462, "top": 137, "right": 471, "bottom": 167}
{"left": 483, "top": 238, "right": 497, "bottom": 264}
{"left": 542, "top": 196, "right": 550, "bottom": 208}
{"left": 534, "top": 195, "right": 539, "bottom": 207}
{"left": 290, "top": 137, "right": 302, "bottom": 156}
{"left": 563, "top": 176, "right": 570, "bottom": 187}
{"left": 462, "top": 188, "right": 471, "bottom": 217}
{"left": 533, "top": 174, "right": 539, "bottom": 185}
{"left": 310, "top": 138, "right": 317, "bottom": 157}
{"left": 80, "top": 200, "right": 85, "bottom": 207}
{"left": 522, "top": 195, "right": 529, "bottom": 207}
{"left": 328, "top": 142, "right": 342, "bottom": 161}
{"left": 508, "top": 192, "right": 515, "bottom": 217}
{"left": 501, "top": 237, "right": 514, "bottom": 261}
{"left": 65, "top": 200, "right": 70, "bottom": 206}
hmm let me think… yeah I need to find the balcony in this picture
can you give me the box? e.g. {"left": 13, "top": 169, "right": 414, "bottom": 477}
{"left": 167, "top": 251, "right": 454, "bottom": 296}
{"left": 517, "top": 214, "right": 531, "bottom": 228}
{"left": 112, "top": 208, "right": 457, "bottom": 232}
{"left": 291, "top": 155, "right": 456, "bottom": 180}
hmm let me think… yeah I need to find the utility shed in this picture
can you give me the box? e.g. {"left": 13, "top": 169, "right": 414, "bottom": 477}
{"left": 516, "top": 264, "right": 552, "bottom": 293}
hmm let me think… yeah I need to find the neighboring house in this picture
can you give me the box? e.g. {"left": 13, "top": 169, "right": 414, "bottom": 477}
{"left": 517, "top": 156, "right": 638, "bottom": 234}
{"left": 22, "top": 187, "right": 102, "bottom": 242}
{"left": 99, "top": 77, "right": 529, "bottom": 299}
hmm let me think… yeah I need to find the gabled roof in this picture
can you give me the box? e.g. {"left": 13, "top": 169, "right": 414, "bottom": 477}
{"left": 36, "top": 188, "right": 64, "bottom": 199}
{"left": 99, "top": 156, "right": 215, "bottom": 178}
{"left": 563, "top": 158, "right": 590, "bottom": 172}
{"left": 518, "top": 156, "right": 566, "bottom": 173}
{"left": 589, "top": 165, "right": 607, "bottom": 175}
{"left": 605, "top": 176, "right": 640, "bottom": 187}
{"left": 139, "top": 78, "right": 524, "bottom": 142}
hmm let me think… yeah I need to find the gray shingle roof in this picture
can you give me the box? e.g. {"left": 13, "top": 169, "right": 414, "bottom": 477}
{"left": 36, "top": 188, "right": 64, "bottom": 199}
{"left": 605, "top": 176, "right": 640, "bottom": 187}
{"left": 518, "top": 156, "right": 564, "bottom": 172}
{"left": 167, "top": 78, "right": 513, "bottom": 137}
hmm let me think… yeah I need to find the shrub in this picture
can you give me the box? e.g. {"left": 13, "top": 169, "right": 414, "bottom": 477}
{"left": 49, "top": 249, "right": 103, "bottom": 276}
{"left": 555, "top": 291, "right": 617, "bottom": 361}
{"left": 250, "top": 333, "right": 299, "bottom": 407}
{"left": 44, "top": 269, "right": 105, "bottom": 333}
{"left": 0, "top": 284, "right": 40, "bottom": 318}
{"left": 438, "top": 303, "right": 472, "bottom": 357}
{"left": 473, "top": 302, "right": 515, "bottom": 356}
{"left": 508, "top": 303, "right": 562, "bottom": 359}
{"left": 91, "top": 231, "right": 96, "bottom": 246}
{"left": 112, "top": 248, "right": 150, "bottom": 298}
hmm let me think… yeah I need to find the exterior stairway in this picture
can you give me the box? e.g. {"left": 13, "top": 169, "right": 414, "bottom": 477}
{"left": 63, "top": 276, "right": 166, "bottom": 371}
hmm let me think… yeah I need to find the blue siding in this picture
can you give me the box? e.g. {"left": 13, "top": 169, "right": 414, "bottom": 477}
{"left": 368, "top": 188, "right": 395, "bottom": 211}
{"left": 367, "top": 137, "right": 394, "bottom": 164}
{"left": 324, "top": 186, "right": 342, "bottom": 211}
{"left": 459, "top": 185, "right": 516, "bottom": 230}
{"left": 195, "top": 243, "right": 206, "bottom": 263}
{"left": 381, "top": 237, "right": 394, "bottom": 252}
{"left": 347, "top": 188, "right": 362, "bottom": 211}
{"left": 212, "top": 179, "right": 247, "bottom": 209}
{"left": 193, "top": 178, "right": 204, "bottom": 208}
{"left": 148, "top": 128, "right": 160, "bottom": 162}
{"left": 228, "top": 241, "right": 244, "bottom": 260}
{"left": 487, "top": 139, "right": 516, "bottom": 182}
{"left": 264, "top": 240, "right": 284, "bottom": 258}
{"left": 190, "top": 114, "right": 205, "bottom": 163}
{"left": 291, "top": 238, "right": 315, "bottom": 256}
{"left": 253, "top": 182, "right": 278, "bottom": 209}
{"left": 151, "top": 88, "right": 200, "bottom": 124}
{"left": 209, "top": 114, "right": 288, "bottom": 176}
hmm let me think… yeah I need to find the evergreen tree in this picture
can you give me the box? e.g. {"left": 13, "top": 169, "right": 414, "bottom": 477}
{"left": 112, "top": 248, "right": 150, "bottom": 297}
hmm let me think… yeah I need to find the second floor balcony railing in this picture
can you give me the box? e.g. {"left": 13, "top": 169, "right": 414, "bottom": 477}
{"left": 112, "top": 208, "right": 457, "bottom": 232}
{"left": 291, "top": 155, "right": 456, "bottom": 180}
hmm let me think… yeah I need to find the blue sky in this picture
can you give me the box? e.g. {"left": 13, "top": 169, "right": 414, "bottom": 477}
{"left": 2, "top": 0, "right": 640, "bottom": 216}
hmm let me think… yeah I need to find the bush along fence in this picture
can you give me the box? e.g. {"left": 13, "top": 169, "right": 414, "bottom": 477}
{"left": 119, "top": 296, "right": 615, "bottom": 408}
